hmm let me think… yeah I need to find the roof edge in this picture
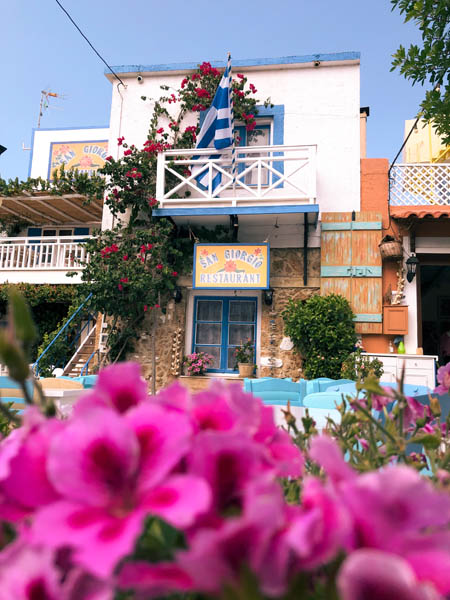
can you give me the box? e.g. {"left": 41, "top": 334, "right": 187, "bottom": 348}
{"left": 106, "top": 51, "right": 360, "bottom": 77}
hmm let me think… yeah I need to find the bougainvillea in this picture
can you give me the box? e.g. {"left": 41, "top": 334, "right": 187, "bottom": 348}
{"left": 78, "top": 61, "right": 271, "bottom": 365}
{"left": 0, "top": 362, "right": 449, "bottom": 599}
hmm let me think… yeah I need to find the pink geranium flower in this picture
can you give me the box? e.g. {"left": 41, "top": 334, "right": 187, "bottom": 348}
{"left": 0, "top": 409, "right": 63, "bottom": 521}
{"left": 435, "top": 363, "right": 450, "bottom": 396}
{"left": 287, "top": 476, "right": 352, "bottom": 568}
{"left": 31, "top": 404, "right": 211, "bottom": 578}
{"left": 337, "top": 549, "right": 440, "bottom": 600}
{"left": 75, "top": 362, "right": 148, "bottom": 415}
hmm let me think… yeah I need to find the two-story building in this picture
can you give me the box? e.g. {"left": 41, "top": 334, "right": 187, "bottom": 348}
{"left": 0, "top": 126, "right": 108, "bottom": 375}
{"left": 102, "top": 52, "right": 377, "bottom": 387}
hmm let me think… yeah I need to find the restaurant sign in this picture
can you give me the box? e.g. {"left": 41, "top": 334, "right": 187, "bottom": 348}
{"left": 48, "top": 140, "right": 108, "bottom": 179}
{"left": 193, "top": 243, "right": 269, "bottom": 289}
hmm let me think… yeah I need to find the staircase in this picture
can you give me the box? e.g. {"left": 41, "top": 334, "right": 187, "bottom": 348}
{"left": 33, "top": 293, "right": 99, "bottom": 378}
{"left": 62, "top": 324, "right": 97, "bottom": 377}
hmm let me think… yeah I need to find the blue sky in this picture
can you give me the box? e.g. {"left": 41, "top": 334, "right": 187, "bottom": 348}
{"left": 1, "top": 0, "right": 423, "bottom": 180}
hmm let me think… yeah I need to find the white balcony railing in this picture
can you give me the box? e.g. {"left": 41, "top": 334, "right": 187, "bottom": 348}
{"left": 0, "top": 236, "right": 91, "bottom": 271}
{"left": 156, "top": 144, "right": 317, "bottom": 207}
{"left": 390, "top": 163, "right": 450, "bottom": 206}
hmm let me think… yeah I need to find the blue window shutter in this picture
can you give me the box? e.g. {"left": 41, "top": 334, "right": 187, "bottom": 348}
{"left": 27, "top": 227, "right": 42, "bottom": 237}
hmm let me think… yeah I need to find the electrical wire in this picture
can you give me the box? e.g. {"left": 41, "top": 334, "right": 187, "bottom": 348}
{"left": 54, "top": 0, "right": 125, "bottom": 87}
{"left": 383, "top": 114, "right": 422, "bottom": 232}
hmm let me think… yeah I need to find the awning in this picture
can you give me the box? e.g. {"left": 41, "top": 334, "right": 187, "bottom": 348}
{"left": 391, "top": 205, "right": 450, "bottom": 220}
{"left": 0, "top": 193, "right": 103, "bottom": 225}
{"left": 152, "top": 204, "right": 319, "bottom": 227}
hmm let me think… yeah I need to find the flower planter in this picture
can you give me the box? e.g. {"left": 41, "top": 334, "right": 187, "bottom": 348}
{"left": 238, "top": 363, "right": 254, "bottom": 378}
{"left": 379, "top": 239, "right": 403, "bottom": 261}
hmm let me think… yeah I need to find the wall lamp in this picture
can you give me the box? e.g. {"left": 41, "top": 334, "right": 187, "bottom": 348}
{"left": 172, "top": 287, "right": 182, "bottom": 303}
{"left": 406, "top": 255, "right": 419, "bottom": 283}
{"left": 263, "top": 288, "right": 274, "bottom": 306}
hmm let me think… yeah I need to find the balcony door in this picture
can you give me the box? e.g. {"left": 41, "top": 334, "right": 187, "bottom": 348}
{"left": 192, "top": 296, "right": 257, "bottom": 373}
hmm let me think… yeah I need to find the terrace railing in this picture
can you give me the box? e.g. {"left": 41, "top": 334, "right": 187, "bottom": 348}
{"left": 156, "top": 144, "right": 317, "bottom": 207}
{"left": 0, "top": 235, "right": 91, "bottom": 271}
{"left": 390, "top": 163, "right": 450, "bottom": 206}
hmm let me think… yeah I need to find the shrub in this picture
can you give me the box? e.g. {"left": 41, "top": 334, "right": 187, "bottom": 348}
{"left": 282, "top": 293, "right": 357, "bottom": 379}
{"left": 341, "top": 347, "right": 384, "bottom": 382}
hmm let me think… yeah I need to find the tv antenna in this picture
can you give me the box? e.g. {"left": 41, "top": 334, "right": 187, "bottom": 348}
{"left": 37, "top": 90, "right": 65, "bottom": 127}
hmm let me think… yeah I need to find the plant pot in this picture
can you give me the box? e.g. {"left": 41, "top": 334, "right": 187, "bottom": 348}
{"left": 238, "top": 363, "right": 254, "bottom": 378}
{"left": 379, "top": 239, "right": 403, "bottom": 261}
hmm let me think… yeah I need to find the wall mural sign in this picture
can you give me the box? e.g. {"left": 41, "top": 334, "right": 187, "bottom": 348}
{"left": 193, "top": 243, "right": 270, "bottom": 289}
{"left": 48, "top": 140, "right": 108, "bottom": 179}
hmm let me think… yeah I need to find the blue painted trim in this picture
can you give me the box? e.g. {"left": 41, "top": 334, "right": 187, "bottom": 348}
{"left": 47, "top": 139, "right": 109, "bottom": 181}
{"left": 193, "top": 243, "right": 270, "bottom": 290}
{"left": 353, "top": 314, "right": 382, "bottom": 323}
{"left": 27, "top": 129, "right": 36, "bottom": 177}
{"left": 192, "top": 296, "right": 257, "bottom": 373}
{"left": 321, "top": 266, "right": 382, "bottom": 277}
{"left": 321, "top": 221, "right": 382, "bottom": 231}
{"left": 154, "top": 204, "right": 319, "bottom": 217}
{"left": 107, "top": 52, "right": 361, "bottom": 75}
{"left": 31, "top": 126, "right": 109, "bottom": 132}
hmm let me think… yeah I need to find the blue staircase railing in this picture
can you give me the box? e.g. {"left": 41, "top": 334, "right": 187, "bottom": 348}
{"left": 81, "top": 349, "right": 99, "bottom": 376}
{"left": 33, "top": 293, "right": 93, "bottom": 376}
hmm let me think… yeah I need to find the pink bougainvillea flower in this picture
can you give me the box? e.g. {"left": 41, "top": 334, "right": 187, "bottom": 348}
{"left": 156, "top": 264, "right": 163, "bottom": 270}
{"left": 435, "top": 363, "right": 450, "bottom": 396}
{"left": 32, "top": 405, "right": 210, "bottom": 578}
{"left": 287, "top": 476, "right": 352, "bottom": 568}
{"left": 75, "top": 362, "right": 148, "bottom": 415}
{"left": 117, "top": 284, "right": 123, "bottom": 291}
{"left": 337, "top": 549, "right": 441, "bottom": 600}
{"left": 123, "top": 149, "right": 132, "bottom": 156}
{"left": 117, "top": 136, "right": 125, "bottom": 145}
{"left": 0, "top": 410, "right": 63, "bottom": 520}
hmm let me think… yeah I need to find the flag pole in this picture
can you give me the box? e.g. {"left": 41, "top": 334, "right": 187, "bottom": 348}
{"left": 228, "top": 52, "right": 237, "bottom": 194}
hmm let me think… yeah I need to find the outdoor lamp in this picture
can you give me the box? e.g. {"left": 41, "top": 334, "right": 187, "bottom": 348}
{"left": 406, "top": 255, "right": 419, "bottom": 283}
{"left": 172, "top": 287, "right": 182, "bottom": 303}
{"left": 0, "top": 145, "right": 6, "bottom": 156}
{"left": 263, "top": 288, "right": 274, "bottom": 306}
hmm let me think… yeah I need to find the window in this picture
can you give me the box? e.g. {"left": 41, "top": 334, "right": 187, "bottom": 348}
{"left": 192, "top": 296, "right": 257, "bottom": 372}
{"left": 236, "top": 123, "right": 271, "bottom": 186}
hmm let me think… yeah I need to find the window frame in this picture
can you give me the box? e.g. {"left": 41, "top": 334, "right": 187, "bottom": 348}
{"left": 192, "top": 295, "right": 258, "bottom": 373}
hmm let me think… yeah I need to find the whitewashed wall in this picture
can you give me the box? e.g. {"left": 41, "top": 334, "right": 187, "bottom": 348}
{"left": 105, "top": 58, "right": 360, "bottom": 229}
{"left": 30, "top": 127, "right": 110, "bottom": 179}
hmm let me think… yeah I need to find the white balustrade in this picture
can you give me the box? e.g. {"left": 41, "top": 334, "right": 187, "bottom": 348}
{"left": 0, "top": 236, "right": 91, "bottom": 271}
{"left": 390, "top": 164, "right": 450, "bottom": 206}
{"left": 156, "top": 144, "right": 317, "bottom": 207}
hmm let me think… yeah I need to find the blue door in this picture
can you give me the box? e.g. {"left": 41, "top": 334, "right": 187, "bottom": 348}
{"left": 192, "top": 297, "right": 257, "bottom": 373}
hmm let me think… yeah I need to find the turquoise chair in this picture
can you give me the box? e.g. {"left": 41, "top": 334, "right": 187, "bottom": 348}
{"left": 302, "top": 392, "right": 343, "bottom": 430}
{"left": 245, "top": 378, "right": 304, "bottom": 407}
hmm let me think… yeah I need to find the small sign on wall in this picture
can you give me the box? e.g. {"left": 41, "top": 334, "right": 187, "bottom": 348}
{"left": 49, "top": 140, "right": 108, "bottom": 179}
{"left": 193, "top": 243, "right": 270, "bottom": 289}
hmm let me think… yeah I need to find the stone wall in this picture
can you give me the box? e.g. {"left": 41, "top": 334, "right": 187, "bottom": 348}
{"left": 259, "top": 248, "right": 320, "bottom": 379}
{"left": 128, "top": 247, "right": 320, "bottom": 390}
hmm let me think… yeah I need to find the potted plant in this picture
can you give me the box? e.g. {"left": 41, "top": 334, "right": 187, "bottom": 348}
{"left": 182, "top": 352, "right": 213, "bottom": 376}
{"left": 234, "top": 340, "right": 255, "bottom": 378}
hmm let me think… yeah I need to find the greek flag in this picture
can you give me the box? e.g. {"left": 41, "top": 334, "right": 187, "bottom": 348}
{"left": 192, "top": 55, "right": 234, "bottom": 191}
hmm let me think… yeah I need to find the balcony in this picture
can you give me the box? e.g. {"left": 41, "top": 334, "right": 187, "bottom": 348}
{"left": 0, "top": 235, "right": 91, "bottom": 284}
{"left": 390, "top": 163, "right": 450, "bottom": 207}
{"left": 155, "top": 144, "right": 317, "bottom": 208}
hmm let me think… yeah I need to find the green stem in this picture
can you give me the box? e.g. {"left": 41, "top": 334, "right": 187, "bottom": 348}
{"left": 0, "top": 400, "right": 21, "bottom": 425}
{"left": 353, "top": 401, "right": 397, "bottom": 444}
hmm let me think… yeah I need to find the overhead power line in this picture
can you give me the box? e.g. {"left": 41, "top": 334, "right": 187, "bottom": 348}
{"left": 54, "top": 0, "right": 125, "bottom": 87}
